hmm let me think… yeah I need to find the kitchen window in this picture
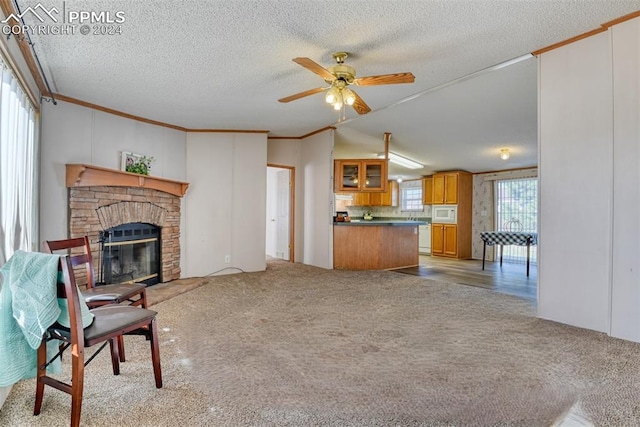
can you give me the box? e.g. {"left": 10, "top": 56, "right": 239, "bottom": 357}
{"left": 400, "top": 180, "right": 423, "bottom": 212}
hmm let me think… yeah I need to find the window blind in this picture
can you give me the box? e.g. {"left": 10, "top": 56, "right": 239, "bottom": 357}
{"left": 494, "top": 177, "right": 538, "bottom": 264}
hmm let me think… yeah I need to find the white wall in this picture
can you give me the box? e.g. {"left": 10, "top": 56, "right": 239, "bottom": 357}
{"left": 184, "top": 132, "right": 267, "bottom": 276}
{"left": 39, "top": 100, "right": 187, "bottom": 244}
{"left": 538, "top": 31, "right": 613, "bottom": 333}
{"left": 610, "top": 18, "right": 640, "bottom": 341}
{"left": 538, "top": 17, "right": 640, "bottom": 341}
{"left": 300, "top": 130, "right": 334, "bottom": 269}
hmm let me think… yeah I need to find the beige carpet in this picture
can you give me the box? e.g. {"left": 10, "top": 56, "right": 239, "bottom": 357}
{"left": 2, "top": 260, "right": 640, "bottom": 426}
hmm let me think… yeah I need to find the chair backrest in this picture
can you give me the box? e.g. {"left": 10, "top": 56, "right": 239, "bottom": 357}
{"left": 44, "top": 236, "right": 97, "bottom": 290}
{"left": 56, "top": 255, "right": 86, "bottom": 350}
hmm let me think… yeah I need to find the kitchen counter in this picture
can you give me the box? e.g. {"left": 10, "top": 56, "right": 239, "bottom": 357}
{"left": 333, "top": 221, "right": 421, "bottom": 270}
{"left": 334, "top": 220, "right": 428, "bottom": 226}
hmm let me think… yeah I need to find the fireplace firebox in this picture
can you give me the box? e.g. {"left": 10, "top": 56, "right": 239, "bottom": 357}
{"left": 100, "top": 223, "right": 161, "bottom": 286}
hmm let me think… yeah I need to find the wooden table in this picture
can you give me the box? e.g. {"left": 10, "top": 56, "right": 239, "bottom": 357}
{"left": 480, "top": 231, "right": 538, "bottom": 276}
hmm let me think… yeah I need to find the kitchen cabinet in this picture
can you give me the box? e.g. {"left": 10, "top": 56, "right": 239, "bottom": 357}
{"left": 370, "top": 180, "right": 398, "bottom": 206}
{"left": 431, "top": 171, "right": 472, "bottom": 205}
{"left": 353, "top": 192, "right": 371, "bottom": 206}
{"left": 430, "top": 171, "right": 472, "bottom": 259}
{"left": 431, "top": 220, "right": 472, "bottom": 259}
{"left": 431, "top": 224, "right": 458, "bottom": 257}
{"left": 334, "top": 159, "right": 388, "bottom": 192}
{"left": 422, "top": 177, "right": 433, "bottom": 204}
{"left": 341, "top": 180, "right": 398, "bottom": 207}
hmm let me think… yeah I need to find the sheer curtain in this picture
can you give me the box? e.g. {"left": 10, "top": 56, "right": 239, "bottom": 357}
{"left": 0, "top": 58, "right": 37, "bottom": 266}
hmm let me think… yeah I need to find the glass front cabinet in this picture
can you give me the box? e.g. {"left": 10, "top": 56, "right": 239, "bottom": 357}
{"left": 334, "top": 159, "right": 388, "bottom": 192}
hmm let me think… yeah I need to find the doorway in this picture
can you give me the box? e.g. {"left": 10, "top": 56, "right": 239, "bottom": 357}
{"left": 266, "top": 165, "right": 295, "bottom": 262}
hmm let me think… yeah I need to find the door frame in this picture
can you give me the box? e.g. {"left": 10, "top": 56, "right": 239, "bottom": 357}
{"left": 267, "top": 163, "right": 295, "bottom": 262}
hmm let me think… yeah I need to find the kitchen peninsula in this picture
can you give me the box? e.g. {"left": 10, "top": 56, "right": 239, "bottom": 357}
{"left": 334, "top": 220, "right": 425, "bottom": 270}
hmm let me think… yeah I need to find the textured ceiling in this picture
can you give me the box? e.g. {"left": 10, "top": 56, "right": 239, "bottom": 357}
{"left": 15, "top": 0, "right": 640, "bottom": 177}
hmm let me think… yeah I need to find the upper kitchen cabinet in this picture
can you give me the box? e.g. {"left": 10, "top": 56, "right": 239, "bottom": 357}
{"left": 339, "top": 180, "right": 399, "bottom": 207}
{"left": 370, "top": 180, "right": 398, "bottom": 206}
{"left": 422, "top": 176, "right": 433, "bottom": 204}
{"left": 334, "top": 159, "right": 388, "bottom": 192}
{"left": 431, "top": 171, "right": 471, "bottom": 204}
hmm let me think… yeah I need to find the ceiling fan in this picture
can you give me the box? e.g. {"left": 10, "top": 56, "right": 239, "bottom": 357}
{"left": 278, "top": 52, "right": 415, "bottom": 115}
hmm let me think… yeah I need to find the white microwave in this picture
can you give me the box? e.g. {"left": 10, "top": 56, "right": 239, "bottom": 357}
{"left": 432, "top": 205, "right": 458, "bottom": 224}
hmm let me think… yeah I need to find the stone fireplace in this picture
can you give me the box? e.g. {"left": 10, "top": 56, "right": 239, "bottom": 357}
{"left": 66, "top": 164, "right": 189, "bottom": 285}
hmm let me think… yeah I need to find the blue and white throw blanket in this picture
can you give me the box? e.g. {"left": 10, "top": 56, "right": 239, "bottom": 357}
{"left": 0, "top": 251, "right": 62, "bottom": 387}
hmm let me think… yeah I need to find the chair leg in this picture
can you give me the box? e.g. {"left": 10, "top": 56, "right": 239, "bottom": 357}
{"left": 33, "top": 339, "right": 48, "bottom": 415}
{"left": 109, "top": 338, "right": 121, "bottom": 375}
{"left": 117, "top": 335, "right": 126, "bottom": 362}
{"left": 70, "top": 343, "right": 85, "bottom": 427}
{"left": 120, "top": 290, "right": 149, "bottom": 359}
{"left": 149, "top": 318, "right": 163, "bottom": 388}
{"left": 140, "top": 289, "right": 148, "bottom": 309}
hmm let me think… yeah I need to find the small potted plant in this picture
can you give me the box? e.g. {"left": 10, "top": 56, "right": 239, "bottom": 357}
{"left": 125, "top": 155, "right": 154, "bottom": 175}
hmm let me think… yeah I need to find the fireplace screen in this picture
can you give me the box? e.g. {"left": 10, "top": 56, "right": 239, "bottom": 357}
{"left": 101, "top": 223, "right": 161, "bottom": 286}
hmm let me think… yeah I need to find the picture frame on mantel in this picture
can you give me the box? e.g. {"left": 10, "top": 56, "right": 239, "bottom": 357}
{"left": 120, "top": 151, "right": 143, "bottom": 171}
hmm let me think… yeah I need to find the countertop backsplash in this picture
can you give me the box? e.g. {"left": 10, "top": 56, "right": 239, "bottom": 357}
{"left": 345, "top": 205, "right": 432, "bottom": 222}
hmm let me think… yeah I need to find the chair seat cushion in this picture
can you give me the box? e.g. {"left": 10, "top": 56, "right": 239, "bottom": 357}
{"left": 51, "top": 305, "right": 157, "bottom": 346}
{"left": 81, "top": 283, "right": 146, "bottom": 304}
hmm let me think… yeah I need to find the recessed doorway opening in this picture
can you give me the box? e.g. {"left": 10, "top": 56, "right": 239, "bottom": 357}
{"left": 266, "top": 165, "right": 295, "bottom": 262}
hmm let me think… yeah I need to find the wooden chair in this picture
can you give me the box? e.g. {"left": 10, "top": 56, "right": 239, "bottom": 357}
{"left": 44, "top": 236, "right": 148, "bottom": 361}
{"left": 34, "top": 255, "right": 162, "bottom": 427}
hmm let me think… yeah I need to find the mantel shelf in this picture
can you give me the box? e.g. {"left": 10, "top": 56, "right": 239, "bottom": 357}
{"left": 66, "top": 164, "right": 189, "bottom": 197}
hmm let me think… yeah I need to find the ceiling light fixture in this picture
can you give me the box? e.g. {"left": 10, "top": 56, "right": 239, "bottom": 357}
{"left": 342, "top": 88, "right": 356, "bottom": 106}
{"left": 325, "top": 80, "right": 353, "bottom": 113}
{"left": 325, "top": 86, "right": 339, "bottom": 104}
{"left": 377, "top": 152, "right": 424, "bottom": 169}
{"left": 500, "top": 148, "right": 510, "bottom": 160}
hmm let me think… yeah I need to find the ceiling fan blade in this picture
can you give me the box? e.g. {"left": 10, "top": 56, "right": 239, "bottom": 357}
{"left": 278, "top": 87, "right": 326, "bottom": 103}
{"left": 353, "top": 72, "right": 415, "bottom": 86}
{"left": 351, "top": 90, "right": 371, "bottom": 115}
{"left": 293, "top": 57, "right": 336, "bottom": 81}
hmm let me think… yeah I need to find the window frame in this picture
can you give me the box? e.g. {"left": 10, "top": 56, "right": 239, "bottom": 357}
{"left": 493, "top": 177, "right": 538, "bottom": 264}
{"left": 400, "top": 180, "right": 424, "bottom": 213}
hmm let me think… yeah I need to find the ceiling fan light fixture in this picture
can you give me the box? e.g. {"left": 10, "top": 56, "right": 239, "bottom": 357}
{"left": 500, "top": 148, "right": 510, "bottom": 160}
{"left": 343, "top": 88, "right": 356, "bottom": 106}
{"left": 332, "top": 91, "right": 344, "bottom": 110}
{"left": 325, "top": 86, "right": 339, "bottom": 104}
{"left": 377, "top": 152, "right": 424, "bottom": 169}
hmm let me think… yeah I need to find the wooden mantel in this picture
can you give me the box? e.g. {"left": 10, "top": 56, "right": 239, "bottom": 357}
{"left": 66, "top": 164, "right": 189, "bottom": 197}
